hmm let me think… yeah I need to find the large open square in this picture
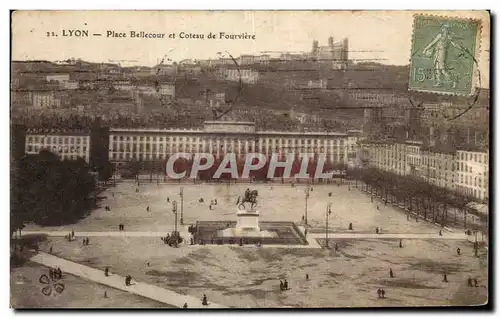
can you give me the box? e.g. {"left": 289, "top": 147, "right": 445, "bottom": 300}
{"left": 17, "top": 181, "right": 488, "bottom": 308}
{"left": 24, "top": 181, "right": 455, "bottom": 234}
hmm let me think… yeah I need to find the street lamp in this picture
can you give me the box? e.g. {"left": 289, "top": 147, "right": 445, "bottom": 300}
{"left": 304, "top": 186, "right": 312, "bottom": 225}
{"left": 180, "top": 187, "right": 184, "bottom": 225}
{"left": 172, "top": 201, "right": 178, "bottom": 235}
{"left": 325, "top": 203, "right": 332, "bottom": 249}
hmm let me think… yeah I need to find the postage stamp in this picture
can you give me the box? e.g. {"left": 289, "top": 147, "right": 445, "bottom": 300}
{"left": 409, "top": 15, "right": 481, "bottom": 95}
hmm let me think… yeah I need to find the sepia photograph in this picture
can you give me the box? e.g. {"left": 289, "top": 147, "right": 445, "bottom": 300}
{"left": 9, "top": 10, "right": 490, "bottom": 309}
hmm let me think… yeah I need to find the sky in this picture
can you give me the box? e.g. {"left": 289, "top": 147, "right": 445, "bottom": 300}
{"left": 12, "top": 10, "right": 490, "bottom": 87}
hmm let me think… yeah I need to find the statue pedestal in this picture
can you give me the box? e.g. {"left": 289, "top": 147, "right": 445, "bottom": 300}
{"left": 236, "top": 209, "right": 260, "bottom": 232}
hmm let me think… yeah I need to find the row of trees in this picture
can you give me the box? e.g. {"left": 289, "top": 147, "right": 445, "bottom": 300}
{"left": 11, "top": 150, "right": 98, "bottom": 235}
{"left": 347, "top": 167, "right": 481, "bottom": 229}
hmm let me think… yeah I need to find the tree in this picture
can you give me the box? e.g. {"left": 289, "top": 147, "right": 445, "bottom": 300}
{"left": 11, "top": 150, "right": 97, "bottom": 227}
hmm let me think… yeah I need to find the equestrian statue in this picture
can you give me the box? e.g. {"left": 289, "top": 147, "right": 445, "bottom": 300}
{"left": 236, "top": 188, "right": 258, "bottom": 210}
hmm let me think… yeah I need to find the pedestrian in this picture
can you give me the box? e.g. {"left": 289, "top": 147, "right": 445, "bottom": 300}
{"left": 389, "top": 268, "right": 394, "bottom": 278}
{"left": 376, "top": 227, "right": 379, "bottom": 234}
{"left": 381, "top": 289, "right": 386, "bottom": 298}
{"left": 202, "top": 294, "right": 208, "bottom": 306}
{"left": 104, "top": 291, "right": 108, "bottom": 298}
{"left": 443, "top": 272, "right": 448, "bottom": 282}
{"left": 147, "top": 262, "right": 150, "bottom": 267}
{"left": 49, "top": 246, "right": 53, "bottom": 254}
{"left": 467, "top": 277, "right": 473, "bottom": 287}
{"left": 147, "top": 206, "right": 150, "bottom": 212}
{"left": 183, "top": 302, "right": 188, "bottom": 308}
{"left": 302, "top": 215, "right": 305, "bottom": 222}
{"left": 474, "top": 278, "right": 478, "bottom": 287}
{"left": 83, "top": 238, "right": 86, "bottom": 246}
{"left": 439, "top": 230, "right": 443, "bottom": 236}
{"left": 306, "top": 274, "right": 309, "bottom": 280}
{"left": 349, "top": 223, "right": 353, "bottom": 230}
{"left": 284, "top": 279, "right": 288, "bottom": 290}
{"left": 167, "top": 197, "right": 170, "bottom": 202}
{"left": 377, "top": 288, "right": 382, "bottom": 299}
{"left": 71, "top": 230, "right": 75, "bottom": 238}
{"left": 86, "top": 237, "right": 90, "bottom": 245}
{"left": 279, "top": 280, "right": 284, "bottom": 291}
{"left": 105, "top": 267, "right": 109, "bottom": 277}
{"left": 457, "top": 247, "right": 461, "bottom": 255}
{"left": 399, "top": 240, "right": 403, "bottom": 248}
{"left": 56, "top": 267, "right": 62, "bottom": 279}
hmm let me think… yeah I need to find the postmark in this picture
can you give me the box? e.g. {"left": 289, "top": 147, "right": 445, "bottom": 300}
{"left": 409, "top": 15, "right": 481, "bottom": 95}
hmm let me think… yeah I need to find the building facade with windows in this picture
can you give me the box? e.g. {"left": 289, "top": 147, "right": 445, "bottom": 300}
{"left": 455, "top": 150, "right": 489, "bottom": 201}
{"left": 24, "top": 129, "right": 91, "bottom": 162}
{"left": 361, "top": 141, "right": 489, "bottom": 201}
{"left": 108, "top": 121, "right": 350, "bottom": 169}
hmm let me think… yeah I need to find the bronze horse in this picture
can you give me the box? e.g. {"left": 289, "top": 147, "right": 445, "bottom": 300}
{"left": 236, "top": 190, "right": 258, "bottom": 210}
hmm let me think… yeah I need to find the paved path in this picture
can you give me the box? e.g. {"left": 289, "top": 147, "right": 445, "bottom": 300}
{"left": 29, "top": 252, "right": 227, "bottom": 308}
{"left": 308, "top": 232, "right": 469, "bottom": 240}
{"left": 21, "top": 230, "right": 471, "bottom": 251}
{"left": 21, "top": 231, "right": 192, "bottom": 238}
{"left": 21, "top": 230, "right": 468, "bottom": 240}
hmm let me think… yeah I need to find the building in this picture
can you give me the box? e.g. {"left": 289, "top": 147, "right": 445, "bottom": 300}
{"left": 158, "top": 83, "right": 175, "bottom": 99}
{"left": 11, "top": 91, "right": 33, "bottom": 105}
{"left": 311, "top": 37, "right": 349, "bottom": 69}
{"left": 113, "top": 80, "right": 134, "bottom": 91}
{"left": 62, "top": 80, "right": 79, "bottom": 90}
{"left": 455, "top": 149, "right": 489, "bottom": 201}
{"left": 32, "top": 91, "right": 61, "bottom": 109}
{"left": 239, "top": 54, "right": 271, "bottom": 66}
{"left": 216, "top": 68, "right": 259, "bottom": 84}
{"left": 108, "top": 121, "right": 351, "bottom": 171}
{"left": 419, "top": 148, "right": 456, "bottom": 191}
{"left": 24, "top": 128, "right": 91, "bottom": 162}
{"left": 136, "top": 85, "right": 157, "bottom": 96}
{"left": 346, "top": 130, "right": 363, "bottom": 166}
{"left": 361, "top": 140, "right": 489, "bottom": 202}
{"left": 46, "top": 74, "right": 70, "bottom": 83}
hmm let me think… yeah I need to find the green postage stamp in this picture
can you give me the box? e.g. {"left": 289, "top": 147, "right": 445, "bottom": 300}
{"left": 409, "top": 15, "right": 481, "bottom": 95}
